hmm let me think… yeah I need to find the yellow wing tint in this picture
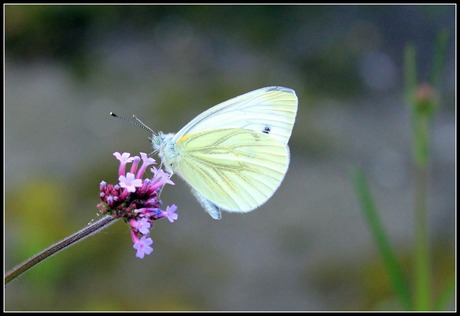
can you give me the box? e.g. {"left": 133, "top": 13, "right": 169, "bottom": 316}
{"left": 174, "top": 128, "right": 290, "bottom": 212}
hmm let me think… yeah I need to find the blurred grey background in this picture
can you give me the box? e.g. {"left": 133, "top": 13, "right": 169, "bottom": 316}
{"left": 4, "top": 4, "right": 455, "bottom": 311}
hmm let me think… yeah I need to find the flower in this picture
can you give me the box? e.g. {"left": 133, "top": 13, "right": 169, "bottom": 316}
{"left": 162, "top": 204, "right": 179, "bottom": 223}
{"left": 133, "top": 236, "right": 154, "bottom": 259}
{"left": 131, "top": 217, "right": 151, "bottom": 235}
{"left": 137, "top": 153, "right": 156, "bottom": 179}
{"left": 150, "top": 166, "right": 175, "bottom": 191}
{"left": 113, "top": 152, "right": 134, "bottom": 176}
{"left": 414, "top": 83, "right": 438, "bottom": 116}
{"left": 97, "top": 152, "right": 178, "bottom": 258}
{"left": 119, "top": 172, "right": 143, "bottom": 193}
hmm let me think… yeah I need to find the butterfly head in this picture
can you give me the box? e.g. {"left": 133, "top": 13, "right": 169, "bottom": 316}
{"left": 151, "top": 132, "right": 177, "bottom": 174}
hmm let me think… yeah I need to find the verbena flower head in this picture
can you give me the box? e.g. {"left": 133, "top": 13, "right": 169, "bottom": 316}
{"left": 97, "top": 152, "right": 177, "bottom": 258}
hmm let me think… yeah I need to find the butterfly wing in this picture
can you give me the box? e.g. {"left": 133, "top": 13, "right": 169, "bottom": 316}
{"left": 174, "top": 128, "right": 290, "bottom": 217}
{"left": 172, "top": 86, "right": 297, "bottom": 146}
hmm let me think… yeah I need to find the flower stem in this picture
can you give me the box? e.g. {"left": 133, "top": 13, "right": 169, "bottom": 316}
{"left": 4, "top": 215, "right": 119, "bottom": 285}
{"left": 404, "top": 33, "right": 447, "bottom": 309}
{"left": 413, "top": 162, "right": 430, "bottom": 310}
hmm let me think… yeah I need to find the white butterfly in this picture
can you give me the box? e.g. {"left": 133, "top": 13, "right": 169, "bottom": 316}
{"left": 151, "top": 86, "right": 298, "bottom": 219}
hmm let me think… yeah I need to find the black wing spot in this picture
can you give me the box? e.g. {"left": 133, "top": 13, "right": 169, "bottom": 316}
{"left": 262, "top": 126, "right": 271, "bottom": 134}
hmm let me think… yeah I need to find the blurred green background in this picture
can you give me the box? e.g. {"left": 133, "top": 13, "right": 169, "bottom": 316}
{"left": 4, "top": 4, "right": 455, "bottom": 311}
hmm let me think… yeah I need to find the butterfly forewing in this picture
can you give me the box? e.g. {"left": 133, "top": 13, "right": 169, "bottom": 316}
{"left": 174, "top": 128, "right": 290, "bottom": 212}
{"left": 173, "top": 86, "right": 297, "bottom": 146}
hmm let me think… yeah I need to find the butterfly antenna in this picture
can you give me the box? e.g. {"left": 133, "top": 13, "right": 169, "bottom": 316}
{"left": 110, "top": 112, "right": 155, "bottom": 134}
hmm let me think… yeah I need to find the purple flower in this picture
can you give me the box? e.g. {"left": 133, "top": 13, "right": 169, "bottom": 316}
{"left": 98, "top": 152, "right": 179, "bottom": 259}
{"left": 136, "top": 153, "right": 156, "bottom": 179}
{"left": 133, "top": 236, "right": 153, "bottom": 259}
{"left": 150, "top": 166, "right": 175, "bottom": 191}
{"left": 129, "top": 155, "right": 141, "bottom": 175}
{"left": 137, "top": 218, "right": 151, "bottom": 235}
{"left": 162, "top": 205, "right": 179, "bottom": 223}
{"left": 113, "top": 152, "right": 134, "bottom": 176}
{"left": 119, "top": 172, "right": 143, "bottom": 193}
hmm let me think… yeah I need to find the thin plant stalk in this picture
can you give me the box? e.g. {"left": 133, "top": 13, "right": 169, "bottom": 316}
{"left": 405, "top": 28, "right": 448, "bottom": 309}
{"left": 412, "top": 154, "right": 431, "bottom": 310}
{"left": 4, "top": 215, "right": 118, "bottom": 285}
{"left": 405, "top": 43, "right": 431, "bottom": 311}
{"left": 353, "top": 169, "right": 412, "bottom": 310}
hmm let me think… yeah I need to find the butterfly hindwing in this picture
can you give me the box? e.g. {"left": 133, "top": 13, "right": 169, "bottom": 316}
{"left": 174, "top": 128, "right": 289, "bottom": 213}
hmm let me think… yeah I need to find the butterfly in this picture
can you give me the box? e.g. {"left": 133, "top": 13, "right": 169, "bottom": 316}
{"left": 151, "top": 86, "right": 298, "bottom": 219}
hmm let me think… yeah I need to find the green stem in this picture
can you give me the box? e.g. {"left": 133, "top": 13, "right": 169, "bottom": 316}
{"left": 353, "top": 169, "right": 412, "bottom": 310}
{"left": 412, "top": 127, "right": 431, "bottom": 310}
{"left": 4, "top": 215, "right": 118, "bottom": 285}
{"left": 404, "top": 44, "right": 417, "bottom": 105}
{"left": 429, "top": 28, "right": 449, "bottom": 88}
